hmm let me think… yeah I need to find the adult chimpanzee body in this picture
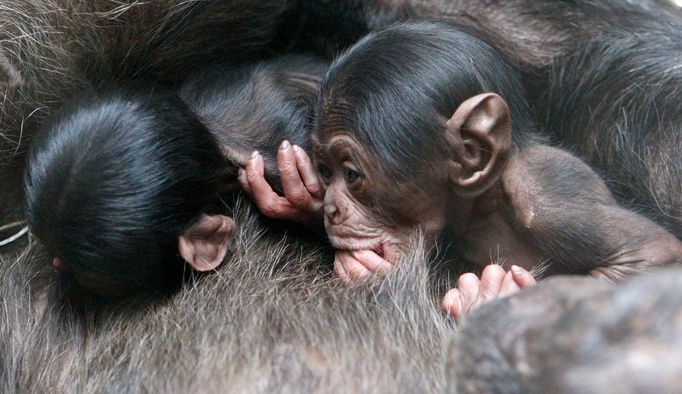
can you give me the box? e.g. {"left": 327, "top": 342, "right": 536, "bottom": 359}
{"left": 24, "top": 55, "right": 327, "bottom": 296}
{"left": 454, "top": 269, "right": 682, "bottom": 393}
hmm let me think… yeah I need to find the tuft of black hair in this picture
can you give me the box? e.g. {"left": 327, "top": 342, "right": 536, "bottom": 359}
{"left": 24, "top": 85, "right": 232, "bottom": 295}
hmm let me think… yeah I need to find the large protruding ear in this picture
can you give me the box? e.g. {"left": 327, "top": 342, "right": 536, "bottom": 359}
{"left": 445, "top": 93, "right": 512, "bottom": 197}
{"left": 178, "top": 214, "right": 235, "bottom": 272}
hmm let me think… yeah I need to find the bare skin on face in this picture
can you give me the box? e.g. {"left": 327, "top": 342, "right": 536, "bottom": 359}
{"left": 317, "top": 135, "right": 443, "bottom": 259}
{"left": 241, "top": 94, "right": 541, "bottom": 318}
{"left": 240, "top": 136, "right": 446, "bottom": 282}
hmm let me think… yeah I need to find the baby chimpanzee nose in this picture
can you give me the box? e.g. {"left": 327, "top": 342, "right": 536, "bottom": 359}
{"left": 324, "top": 201, "right": 342, "bottom": 224}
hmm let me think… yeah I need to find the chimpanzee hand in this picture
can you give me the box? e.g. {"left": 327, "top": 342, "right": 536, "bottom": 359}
{"left": 334, "top": 249, "right": 393, "bottom": 284}
{"left": 238, "top": 140, "right": 324, "bottom": 226}
{"left": 442, "top": 264, "right": 536, "bottom": 319}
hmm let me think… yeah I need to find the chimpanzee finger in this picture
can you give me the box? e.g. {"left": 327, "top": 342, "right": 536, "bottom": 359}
{"left": 245, "top": 151, "right": 278, "bottom": 201}
{"left": 350, "top": 250, "right": 392, "bottom": 276}
{"left": 442, "top": 288, "right": 464, "bottom": 319}
{"left": 474, "top": 264, "right": 506, "bottom": 307}
{"left": 511, "top": 265, "right": 537, "bottom": 288}
{"left": 277, "top": 141, "right": 314, "bottom": 209}
{"left": 237, "top": 168, "right": 252, "bottom": 196}
{"left": 293, "top": 145, "right": 324, "bottom": 200}
{"left": 333, "top": 256, "right": 351, "bottom": 284}
{"left": 246, "top": 151, "right": 298, "bottom": 219}
{"left": 457, "top": 273, "right": 480, "bottom": 314}
{"left": 338, "top": 251, "right": 372, "bottom": 282}
{"left": 499, "top": 270, "right": 521, "bottom": 297}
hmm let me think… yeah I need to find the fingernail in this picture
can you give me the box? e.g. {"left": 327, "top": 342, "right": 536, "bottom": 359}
{"left": 293, "top": 145, "right": 300, "bottom": 152}
{"left": 280, "top": 140, "right": 290, "bottom": 150}
{"left": 238, "top": 168, "right": 244, "bottom": 176}
{"left": 251, "top": 151, "right": 259, "bottom": 159}
{"left": 511, "top": 265, "right": 525, "bottom": 275}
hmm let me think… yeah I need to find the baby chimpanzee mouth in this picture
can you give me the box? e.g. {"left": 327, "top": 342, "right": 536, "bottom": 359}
{"left": 356, "top": 243, "right": 391, "bottom": 261}
{"left": 329, "top": 236, "right": 389, "bottom": 260}
{"left": 371, "top": 243, "right": 385, "bottom": 259}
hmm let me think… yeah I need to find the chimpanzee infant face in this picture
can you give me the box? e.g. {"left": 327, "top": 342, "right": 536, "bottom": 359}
{"left": 312, "top": 91, "right": 516, "bottom": 264}
{"left": 312, "top": 132, "right": 451, "bottom": 262}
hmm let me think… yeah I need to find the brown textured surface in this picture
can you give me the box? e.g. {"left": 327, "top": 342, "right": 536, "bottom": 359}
{"left": 456, "top": 272, "right": 682, "bottom": 393}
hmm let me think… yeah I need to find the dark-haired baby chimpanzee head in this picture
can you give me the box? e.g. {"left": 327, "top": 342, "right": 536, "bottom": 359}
{"left": 314, "top": 22, "right": 537, "bottom": 261}
{"left": 25, "top": 86, "right": 236, "bottom": 296}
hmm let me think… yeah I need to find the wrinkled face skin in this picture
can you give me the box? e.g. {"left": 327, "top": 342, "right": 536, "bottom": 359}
{"left": 313, "top": 132, "right": 451, "bottom": 263}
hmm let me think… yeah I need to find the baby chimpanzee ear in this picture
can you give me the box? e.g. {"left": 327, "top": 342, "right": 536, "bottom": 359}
{"left": 445, "top": 93, "right": 512, "bottom": 197}
{"left": 178, "top": 214, "right": 235, "bottom": 272}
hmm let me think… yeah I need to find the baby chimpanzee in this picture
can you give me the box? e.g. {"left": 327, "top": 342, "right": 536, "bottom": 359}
{"left": 241, "top": 23, "right": 682, "bottom": 317}
{"left": 25, "top": 55, "right": 326, "bottom": 296}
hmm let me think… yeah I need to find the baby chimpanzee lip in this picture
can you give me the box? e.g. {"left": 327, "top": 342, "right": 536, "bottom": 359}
{"left": 358, "top": 243, "right": 387, "bottom": 260}
{"left": 329, "top": 236, "right": 388, "bottom": 260}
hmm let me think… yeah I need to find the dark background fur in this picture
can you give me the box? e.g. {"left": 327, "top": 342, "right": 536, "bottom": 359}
{"left": 2, "top": 0, "right": 682, "bottom": 235}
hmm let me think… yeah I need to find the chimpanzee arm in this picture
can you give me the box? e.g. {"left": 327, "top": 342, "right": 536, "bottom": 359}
{"left": 584, "top": 205, "right": 682, "bottom": 280}
{"left": 506, "top": 144, "right": 682, "bottom": 280}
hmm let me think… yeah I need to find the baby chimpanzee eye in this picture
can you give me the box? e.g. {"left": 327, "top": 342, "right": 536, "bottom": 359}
{"left": 318, "top": 164, "right": 332, "bottom": 183}
{"left": 344, "top": 168, "right": 360, "bottom": 184}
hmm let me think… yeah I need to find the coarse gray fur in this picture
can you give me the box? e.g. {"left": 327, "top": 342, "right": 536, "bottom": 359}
{"left": 4, "top": 202, "right": 682, "bottom": 392}
{"left": 0, "top": 201, "right": 457, "bottom": 393}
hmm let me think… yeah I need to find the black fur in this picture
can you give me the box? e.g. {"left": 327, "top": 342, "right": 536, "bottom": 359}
{"left": 318, "top": 22, "right": 539, "bottom": 181}
{"left": 180, "top": 55, "right": 328, "bottom": 191}
{"left": 24, "top": 86, "right": 230, "bottom": 295}
{"left": 24, "top": 55, "right": 328, "bottom": 296}
{"left": 316, "top": 21, "right": 682, "bottom": 277}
